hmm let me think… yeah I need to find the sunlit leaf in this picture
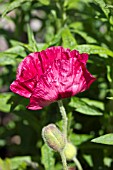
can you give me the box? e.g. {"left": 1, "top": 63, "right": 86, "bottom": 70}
{"left": 38, "top": 0, "right": 50, "bottom": 5}
{"left": 83, "top": 155, "right": 93, "bottom": 167}
{"left": 94, "top": 0, "right": 110, "bottom": 18}
{"left": 0, "top": 93, "right": 13, "bottom": 112}
{"left": 6, "top": 46, "right": 26, "bottom": 57}
{"left": 41, "top": 144, "right": 55, "bottom": 170}
{"left": 70, "top": 133, "right": 93, "bottom": 145}
{"left": 0, "top": 53, "right": 16, "bottom": 66}
{"left": 106, "top": 65, "right": 112, "bottom": 82}
{"left": 2, "top": 0, "right": 33, "bottom": 16}
{"left": 10, "top": 40, "right": 36, "bottom": 52}
{"left": 75, "top": 44, "right": 113, "bottom": 57}
{"left": 91, "top": 134, "right": 113, "bottom": 145}
{"left": 27, "top": 24, "right": 38, "bottom": 52}
{"left": 107, "top": 97, "right": 113, "bottom": 100}
{"left": 0, "top": 46, "right": 26, "bottom": 66}
{"left": 0, "top": 158, "right": 11, "bottom": 170}
{"left": 69, "top": 97, "right": 103, "bottom": 116}
{"left": 10, "top": 156, "right": 32, "bottom": 169}
{"left": 104, "top": 157, "right": 112, "bottom": 167}
{"left": 62, "top": 27, "right": 77, "bottom": 49}
{"left": 72, "top": 30, "right": 97, "bottom": 44}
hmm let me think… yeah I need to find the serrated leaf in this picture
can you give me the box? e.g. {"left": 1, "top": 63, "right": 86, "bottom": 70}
{"left": 91, "top": 134, "right": 113, "bottom": 145}
{"left": 0, "top": 93, "right": 13, "bottom": 112}
{"left": 41, "top": 144, "right": 55, "bottom": 170}
{"left": 75, "top": 44, "right": 113, "bottom": 57}
{"left": 69, "top": 97, "right": 103, "bottom": 116}
{"left": 2, "top": 0, "right": 33, "bottom": 16}
{"left": 62, "top": 28, "right": 77, "bottom": 49}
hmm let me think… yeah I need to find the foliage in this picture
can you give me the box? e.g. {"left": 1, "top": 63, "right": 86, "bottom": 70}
{"left": 0, "top": 0, "right": 113, "bottom": 169}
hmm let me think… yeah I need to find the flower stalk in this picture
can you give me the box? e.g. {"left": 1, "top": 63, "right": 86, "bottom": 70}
{"left": 58, "top": 100, "right": 68, "bottom": 141}
{"left": 58, "top": 100, "right": 68, "bottom": 170}
{"left": 73, "top": 157, "right": 83, "bottom": 170}
{"left": 60, "top": 150, "right": 68, "bottom": 170}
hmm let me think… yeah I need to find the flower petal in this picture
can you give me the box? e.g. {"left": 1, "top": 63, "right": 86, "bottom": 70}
{"left": 10, "top": 46, "right": 73, "bottom": 98}
{"left": 10, "top": 78, "right": 37, "bottom": 98}
{"left": 27, "top": 57, "right": 95, "bottom": 110}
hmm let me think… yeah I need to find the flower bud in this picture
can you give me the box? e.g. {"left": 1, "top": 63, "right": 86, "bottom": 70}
{"left": 64, "top": 142, "right": 77, "bottom": 160}
{"left": 42, "top": 124, "right": 66, "bottom": 152}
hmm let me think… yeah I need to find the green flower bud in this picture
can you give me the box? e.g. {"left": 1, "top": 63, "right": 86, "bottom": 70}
{"left": 64, "top": 142, "right": 77, "bottom": 160}
{"left": 42, "top": 124, "right": 66, "bottom": 152}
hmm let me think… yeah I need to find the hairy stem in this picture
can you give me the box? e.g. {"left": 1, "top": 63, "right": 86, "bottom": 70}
{"left": 58, "top": 100, "right": 68, "bottom": 170}
{"left": 73, "top": 157, "right": 83, "bottom": 170}
{"left": 58, "top": 100, "right": 68, "bottom": 141}
{"left": 60, "top": 150, "right": 68, "bottom": 170}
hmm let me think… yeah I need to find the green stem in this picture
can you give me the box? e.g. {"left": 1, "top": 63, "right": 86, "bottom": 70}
{"left": 60, "top": 150, "right": 68, "bottom": 170}
{"left": 58, "top": 100, "right": 68, "bottom": 141}
{"left": 58, "top": 100, "right": 68, "bottom": 170}
{"left": 73, "top": 157, "right": 83, "bottom": 170}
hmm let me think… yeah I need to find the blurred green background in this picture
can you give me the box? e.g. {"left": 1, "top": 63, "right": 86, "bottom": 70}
{"left": 0, "top": 0, "right": 113, "bottom": 169}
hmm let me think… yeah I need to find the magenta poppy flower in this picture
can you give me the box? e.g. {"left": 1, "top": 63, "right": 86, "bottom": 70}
{"left": 10, "top": 46, "right": 96, "bottom": 110}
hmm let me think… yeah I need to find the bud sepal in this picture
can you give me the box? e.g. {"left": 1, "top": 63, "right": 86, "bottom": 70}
{"left": 42, "top": 124, "right": 66, "bottom": 152}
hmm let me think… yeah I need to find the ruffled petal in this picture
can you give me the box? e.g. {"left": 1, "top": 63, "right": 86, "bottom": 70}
{"left": 10, "top": 78, "right": 37, "bottom": 98}
{"left": 27, "top": 57, "right": 95, "bottom": 110}
{"left": 10, "top": 46, "right": 96, "bottom": 109}
{"left": 10, "top": 46, "right": 73, "bottom": 97}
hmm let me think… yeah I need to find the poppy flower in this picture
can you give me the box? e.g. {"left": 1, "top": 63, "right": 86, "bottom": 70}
{"left": 10, "top": 46, "right": 96, "bottom": 110}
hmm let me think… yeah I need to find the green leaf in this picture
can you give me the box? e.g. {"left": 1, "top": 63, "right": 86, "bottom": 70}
{"left": 0, "top": 93, "right": 13, "bottom": 112}
{"left": 75, "top": 44, "right": 113, "bottom": 57}
{"left": 6, "top": 46, "right": 26, "bottom": 57}
{"left": 83, "top": 155, "right": 93, "bottom": 167}
{"left": 80, "top": 98, "right": 104, "bottom": 111}
{"left": 38, "top": 0, "right": 50, "bottom": 5}
{"left": 94, "top": 0, "right": 110, "bottom": 18}
{"left": 41, "top": 144, "right": 55, "bottom": 170}
{"left": 107, "top": 97, "right": 113, "bottom": 100}
{"left": 64, "top": 0, "right": 79, "bottom": 9}
{"left": 69, "top": 97, "right": 103, "bottom": 116}
{"left": 0, "top": 158, "right": 11, "bottom": 170}
{"left": 0, "top": 46, "right": 26, "bottom": 66}
{"left": 106, "top": 65, "right": 112, "bottom": 82}
{"left": 91, "top": 134, "right": 113, "bottom": 145}
{"left": 27, "top": 25, "right": 38, "bottom": 52}
{"left": 0, "top": 52, "right": 16, "bottom": 66}
{"left": 62, "top": 28, "right": 77, "bottom": 49}
{"left": 72, "top": 30, "right": 97, "bottom": 44}
{"left": 10, "top": 40, "right": 35, "bottom": 52}
{"left": 2, "top": 0, "right": 33, "bottom": 16}
{"left": 70, "top": 133, "right": 93, "bottom": 145}
{"left": 10, "top": 156, "right": 32, "bottom": 169}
